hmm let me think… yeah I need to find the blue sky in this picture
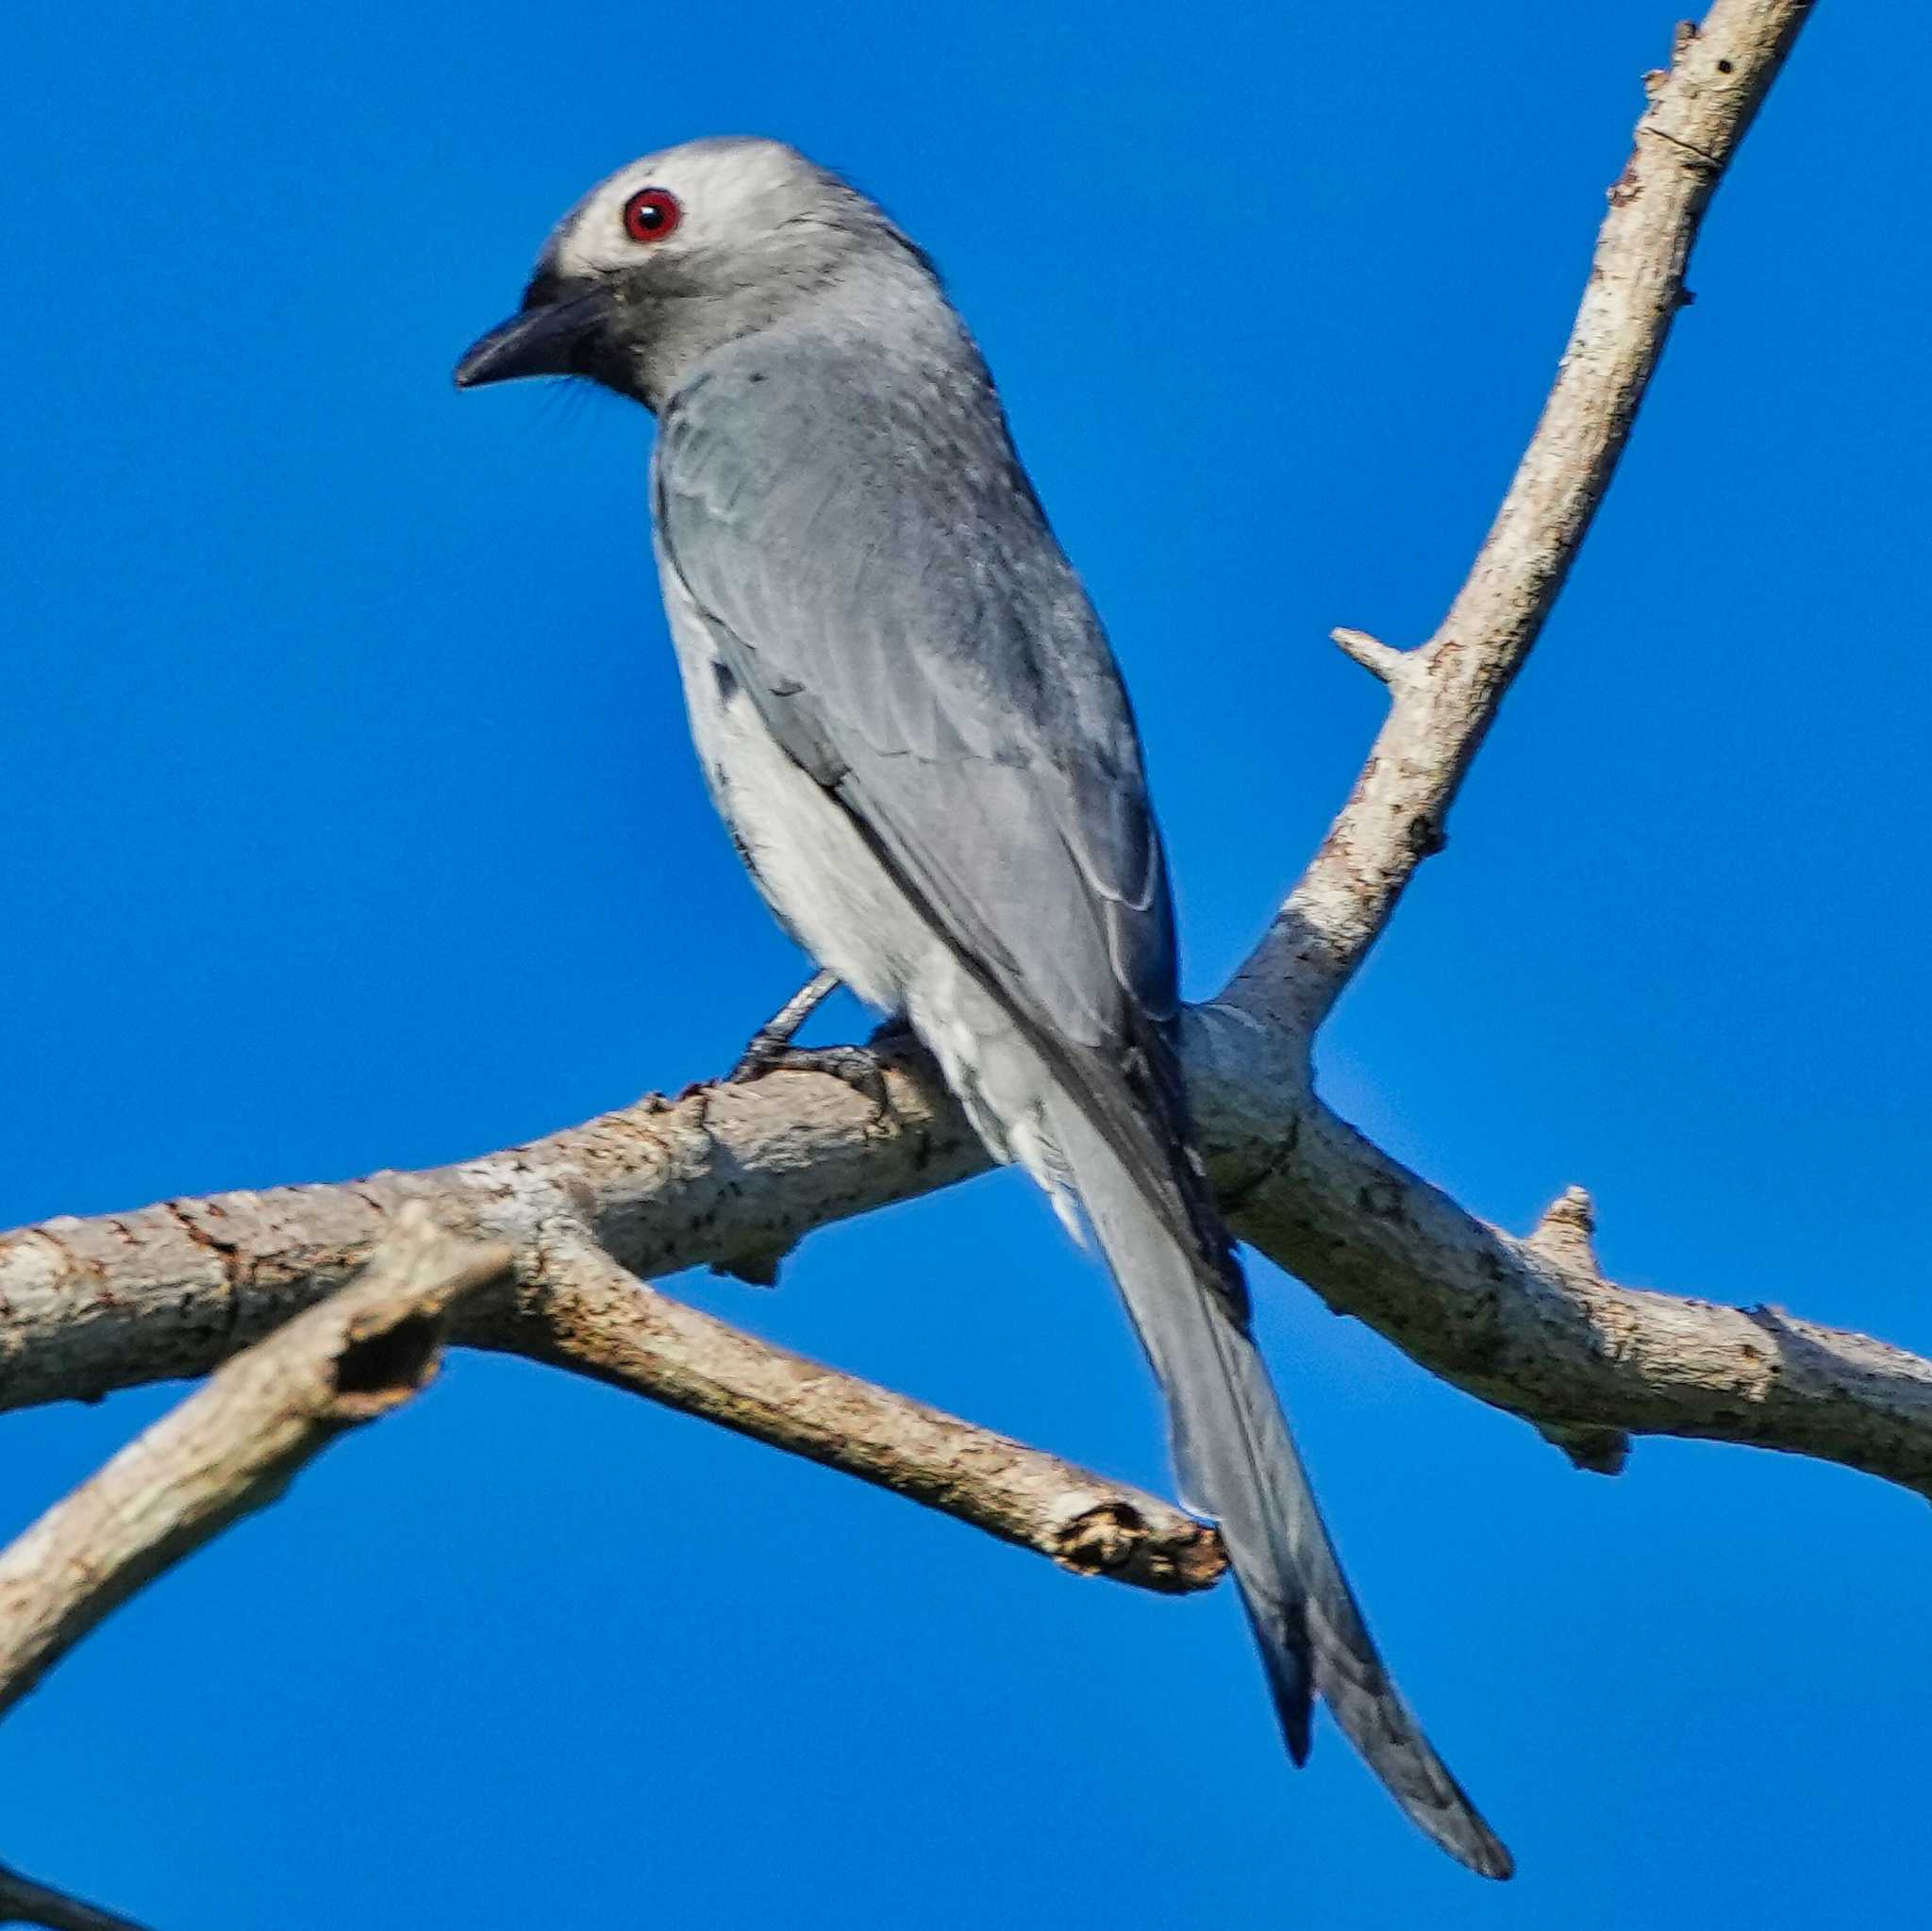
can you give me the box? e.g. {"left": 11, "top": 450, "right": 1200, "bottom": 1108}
{"left": 5, "top": 2, "right": 1929, "bottom": 1924}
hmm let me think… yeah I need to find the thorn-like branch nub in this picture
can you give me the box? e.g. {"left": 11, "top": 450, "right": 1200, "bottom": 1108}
{"left": 1527, "top": 1185, "right": 1602, "bottom": 1271}
{"left": 1330, "top": 626, "right": 1412, "bottom": 687}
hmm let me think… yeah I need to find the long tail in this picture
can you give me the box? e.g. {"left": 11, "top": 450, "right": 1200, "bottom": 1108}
{"left": 1045, "top": 1096, "right": 1513, "bottom": 1881}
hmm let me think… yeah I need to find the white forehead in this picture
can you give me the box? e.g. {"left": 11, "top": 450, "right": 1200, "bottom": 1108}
{"left": 549, "top": 137, "right": 829, "bottom": 276}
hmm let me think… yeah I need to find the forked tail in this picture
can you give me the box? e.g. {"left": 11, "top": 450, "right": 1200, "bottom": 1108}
{"left": 1045, "top": 1097, "right": 1513, "bottom": 1880}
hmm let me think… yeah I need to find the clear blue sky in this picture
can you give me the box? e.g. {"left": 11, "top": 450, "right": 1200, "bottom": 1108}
{"left": 5, "top": 3, "right": 1928, "bottom": 1924}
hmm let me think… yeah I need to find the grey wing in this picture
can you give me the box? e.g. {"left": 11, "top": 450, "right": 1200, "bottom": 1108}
{"left": 654, "top": 340, "right": 1237, "bottom": 1304}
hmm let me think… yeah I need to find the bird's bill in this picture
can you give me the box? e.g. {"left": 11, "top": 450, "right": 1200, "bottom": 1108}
{"left": 453, "top": 285, "right": 612, "bottom": 388}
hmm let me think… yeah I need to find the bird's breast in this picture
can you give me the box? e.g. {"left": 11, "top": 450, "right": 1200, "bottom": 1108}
{"left": 657, "top": 562, "right": 927, "bottom": 1016}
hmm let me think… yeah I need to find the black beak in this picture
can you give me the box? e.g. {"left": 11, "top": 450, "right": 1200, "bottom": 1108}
{"left": 454, "top": 279, "right": 613, "bottom": 389}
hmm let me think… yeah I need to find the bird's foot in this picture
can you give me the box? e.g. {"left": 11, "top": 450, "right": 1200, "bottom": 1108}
{"left": 729, "top": 1041, "right": 892, "bottom": 1124}
{"left": 726, "top": 977, "right": 920, "bottom": 1129}
{"left": 728, "top": 968, "right": 841, "bottom": 1082}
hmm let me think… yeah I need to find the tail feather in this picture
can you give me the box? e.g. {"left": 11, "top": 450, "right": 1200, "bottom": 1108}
{"left": 1046, "top": 1096, "right": 1513, "bottom": 1882}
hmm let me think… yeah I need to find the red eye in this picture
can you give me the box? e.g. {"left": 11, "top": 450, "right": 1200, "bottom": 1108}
{"left": 623, "top": 187, "right": 682, "bottom": 243}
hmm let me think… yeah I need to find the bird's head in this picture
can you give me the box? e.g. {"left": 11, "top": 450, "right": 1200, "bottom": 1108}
{"left": 454, "top": 137, "right": 919, "bottom": 408}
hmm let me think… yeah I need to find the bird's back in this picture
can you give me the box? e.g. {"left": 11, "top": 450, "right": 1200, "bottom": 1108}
{"left": 657, "top": 309, "right": 1178, "bottom": 1026}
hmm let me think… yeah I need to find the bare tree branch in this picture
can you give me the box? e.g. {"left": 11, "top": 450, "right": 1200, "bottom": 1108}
{"left": 504, "top": 1234, "right": 1225, "bottom": 1591}
{"left": 0, "top": 1206, "right": 510, "bottom": 1723}
{"left": 0, "top": 1, "right": 1881, "bottom": 1671}
{"left": 0, "top": 1097, "right": 1218, "bottom": 1596}
{"left": 1224, "top": 0, "right": 1815, "bottom": 1041}
{"left": 10, "top": 1002, "right": 1930, "bottom": 1527}
{"left": 0, "top": 1862, "right": 151, "bottom": 1931}
{"left": 1194, "top": 1085, "right": 1932, "bottom": 1496}
{"left": 0, "top": 1050, "right": 987, "bottom": 1413}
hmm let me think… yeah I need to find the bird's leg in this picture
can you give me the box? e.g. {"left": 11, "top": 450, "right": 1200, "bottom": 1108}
{"left": 725, "top": 970, "right": 915, "bottom": 1128}
{"left": 728, "top": 968, "right": 842, "bottom": 1081}
{"left": 704, "top": 976, "right": 905, "bottom": 1293}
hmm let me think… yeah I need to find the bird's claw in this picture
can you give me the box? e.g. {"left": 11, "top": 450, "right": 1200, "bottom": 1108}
{"left": 729, "top": 1041, "right": 892, "bottom": 1125}
{"left": 728, "top": 968, "right": 842, "bottom": 1082}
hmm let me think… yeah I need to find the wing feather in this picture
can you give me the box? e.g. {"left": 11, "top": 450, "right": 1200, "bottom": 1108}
{"left": 654, "top": 332, "right": 1236, "bottom": 1303}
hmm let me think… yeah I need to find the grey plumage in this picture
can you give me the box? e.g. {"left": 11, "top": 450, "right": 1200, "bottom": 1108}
{"left": 457, "top": 135, "right": 1510, "bottom": 1879}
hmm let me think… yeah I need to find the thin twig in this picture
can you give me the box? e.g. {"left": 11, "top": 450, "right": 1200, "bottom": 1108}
{"left": 506, "top": 1235, "right": 1225, "bottom": 1592}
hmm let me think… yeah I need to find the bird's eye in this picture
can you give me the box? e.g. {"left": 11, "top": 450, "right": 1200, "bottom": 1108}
{"left": 623, "top": 188, "right": 682, "bottom": 243}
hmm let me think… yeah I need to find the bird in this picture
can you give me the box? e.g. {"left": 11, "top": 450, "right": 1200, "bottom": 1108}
{"left": 455, "top": 136, "right": 1510, "bottom": 1879}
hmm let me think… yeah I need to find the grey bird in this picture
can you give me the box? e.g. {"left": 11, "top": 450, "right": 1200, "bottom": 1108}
{"left": 456, "top": 136, "right": 1510, "bottom": 1879}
